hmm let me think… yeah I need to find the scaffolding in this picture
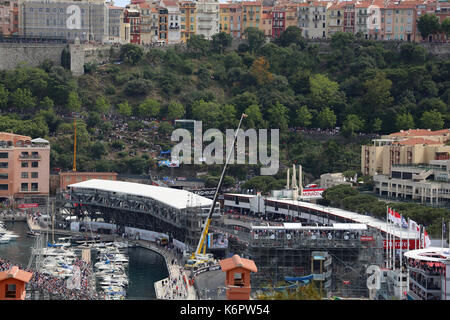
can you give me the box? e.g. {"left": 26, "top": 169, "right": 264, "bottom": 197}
{"left": 247, "top": 226, "right": 384, "bottom": 298}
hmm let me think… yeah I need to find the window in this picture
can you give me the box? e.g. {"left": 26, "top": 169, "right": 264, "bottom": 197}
{"left": 0, "top": 173, "right": 7, "bottom": 180}
{"left": 0, "top": 184, "right": 7, "bottom": 190}
{"left": 31, "top": 172, "right": 38, "bottom": 179}
{"left": 21, "top": 183, "right": 28, "bottom": 191}
{"left": 31, "top": 183, "right": 38, "bottom": 191}
{"left": 21, "top": 172, "right": 28, "bottom": 179}
{"left": 0, "top": 152, "right": 7, "bottom": 158}
{"left": 0, "top": 162, "right": 8, "bottom": 168}
{"left": 31, "top": 162, "right": 38, "bottom": 168}
{"left": 5, "top": 284, "right": 16, "bottom": 298}
{"left": 21, "top": 162, "right": 28, "bottom": 168}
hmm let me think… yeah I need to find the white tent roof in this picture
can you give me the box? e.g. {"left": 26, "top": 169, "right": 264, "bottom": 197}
{"left": 31, "top": 138, "right": 49, "bottom": 144}
{"left": 68, "top": 179, "right": 212, "bottom": 210}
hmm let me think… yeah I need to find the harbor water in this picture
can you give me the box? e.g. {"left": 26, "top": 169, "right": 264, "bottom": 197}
{"left": 0, "top": 221, "right": 169, "bottom": 300}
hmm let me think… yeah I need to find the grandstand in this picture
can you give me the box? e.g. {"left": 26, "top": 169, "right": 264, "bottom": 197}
{"left": 66, "top": 179, "right": 220, "bottom": 249}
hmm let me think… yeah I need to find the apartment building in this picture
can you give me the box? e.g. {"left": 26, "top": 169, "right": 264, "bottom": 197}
{"left": 0, "top": 133, "right": 50, "bottom": 203}
{"left": 0, "top": 0, "right": 18, "bottom": 36}
{"left": 327, "top": 2, "right": 344, "bottom": 37}
{"left": 180, "top": 0, "right": 196, "bottom": 42}
{"left": 373, "top": 159, "right": 450, "bottom": 206}
{"left": 124, "top": 5, "right": 140, "bottom": 43}
{"left": 382, "top": 1, "right": 417, "bottom": 41}
{"left": 343, "top": 1, "right": 355, "bottom": 34}
{"left": 228, "top": 2, "right": 241, "bottom": 38}
{"left": 241, "top": 1, "right": 261, "bottom": 31}
{"left": 416, "top": 0, "right": 450, "bottom": 42}
{"left": 107, "top": 5, "right": 130, "bottom": 44}
{"left": 272, "top": 5, "right": 285, "bottom": 39}
{"left": 284, "top": 2, "right": 298, "bottom": 29}
{"left": 158, "top": 6, "right": 168, "bottom": 43}
{"left": 219, "top": 3, "right": 230, "bottom": 33}
{"left": 18, "top": 0, "right": 109, "bottom": 42}
{"left": 355, "top": 2, "right": 370, "bottom": 39}
{"left": 195, "top": 0, "right": 219, "bottom": 40}
{"left": 163, "top": 0, "right": 181, "bottom": 44}
{"left": 361, "top": 129, "right": 450, "bottom": 176}
{"left": 260, "top": 6, "right": 272, "bottom": 38}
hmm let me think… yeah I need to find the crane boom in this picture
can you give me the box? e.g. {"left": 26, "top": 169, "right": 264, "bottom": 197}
{"left": 192, "top": 113, "right": 247, "bottom": 258}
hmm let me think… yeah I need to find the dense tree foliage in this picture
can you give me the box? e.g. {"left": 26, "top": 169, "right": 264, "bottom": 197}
{"left": 0, "top": 30, "right": 448, "bottom": 187}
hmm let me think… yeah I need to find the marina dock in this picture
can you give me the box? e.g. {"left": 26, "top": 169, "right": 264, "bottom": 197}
{"left": 27, "top": 215, "right": 196, "bottom": 300}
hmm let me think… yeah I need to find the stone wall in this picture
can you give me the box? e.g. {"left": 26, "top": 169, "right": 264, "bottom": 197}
{"left": 0, "top": 43, "right": 66, "bottom": 70}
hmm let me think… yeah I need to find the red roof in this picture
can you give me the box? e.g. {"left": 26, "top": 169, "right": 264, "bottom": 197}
{"left": 220, "top": 254, "right": 257, "bottom": 272}
{"left": 395, "top": 138, "right": 442, "bottom": 146}
{"left": 0, "top": 266, "right": 33, "bottom": 283}
{"left": 389, "top": 129, "right": 450, "bottom": 137}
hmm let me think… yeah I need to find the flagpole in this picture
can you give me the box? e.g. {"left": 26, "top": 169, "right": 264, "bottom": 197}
{"left": 386, "top": 206, "right": 389, "bottom": 268}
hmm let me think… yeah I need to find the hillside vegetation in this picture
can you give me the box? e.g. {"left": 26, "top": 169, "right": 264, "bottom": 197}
{"left": 0, "top": 29, "right": 448, "bottom": 182}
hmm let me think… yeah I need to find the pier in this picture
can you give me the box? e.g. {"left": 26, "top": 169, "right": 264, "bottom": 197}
{"left": 27, "top": 214, "right": 197, "bottom": 300}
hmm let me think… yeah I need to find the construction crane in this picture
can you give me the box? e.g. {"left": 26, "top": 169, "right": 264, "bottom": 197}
{"left": 185, "top": 113, "right": 247, "bottom": 270}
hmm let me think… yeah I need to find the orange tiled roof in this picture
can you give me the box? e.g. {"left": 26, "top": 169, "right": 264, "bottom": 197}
{"left": 389, "top": 129, "right": 450, "bottom": 137}
{"left": 0, "top": 266, "right": 33, "bottom": 283}
{"left": 220, "top": 255, "right": 258, "bottom": 272}
{"left": 395, "top": 138, "right": 442, "bottom": 146}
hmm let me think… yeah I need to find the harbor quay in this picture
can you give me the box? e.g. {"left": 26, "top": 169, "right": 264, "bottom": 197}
{"left": 26, "top": 214, "right": 197, "bottom": 300}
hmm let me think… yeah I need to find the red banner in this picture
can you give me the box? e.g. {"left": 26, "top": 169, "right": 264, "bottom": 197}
{"left": 360, "top": 236, "right": 374, "bottom": 241}
{"left": 18, "top": 203, "right": 38, "bottom": 209}
{"left": 383, "top": 239, "right": 418, "bottom": 250}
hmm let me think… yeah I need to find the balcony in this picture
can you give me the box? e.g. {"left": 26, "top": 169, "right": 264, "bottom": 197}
{"left": 199, "top": 25, "right": 212, "bottom": 30}
{"left": 19, "top": 154, "right": 41, "bottom": 160}
{"left": 198, "top": 16, "right": 213, "bottom": 21}
{"left": 169, "top": 26, "right": 180, "bottom": 30}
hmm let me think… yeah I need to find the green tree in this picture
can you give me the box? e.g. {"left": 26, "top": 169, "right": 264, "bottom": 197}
{"left": 342, "top": 114, "right": 365, "bottom": 137}
{"left": 158, "top": 121, "right": 174, "bottom": 136}
{"left": 371, "top": 118, "right": 383, "bottom": 134}
{"left": 276, "top": 26, "right": 305, "bottom": 47}
{"left": 10, "top": 88, "right": 36, "bottom": 111}
{"left": 244, "top": 104, "right": 265, "bottom": 129}
{"left": 86, "top": 111, "right": 102, "bottom": 129}
{"left": 0, "top": 85, "right": 9, "bottom": 109}
{"left": 361, "top": 71, "right": 393, "bottom": 117}
{"left": 317, "top": 107, "right": 337, "bottom": 129}
{"left": 120, "top": 43, "right": 144, "bottom": 65}
{"left": 441, "top": 17, "right": 450, "bottom": 38}
{"left": 417, "top": 13, "right": 440, "bottom": 40}
{"left": 244, "top": 27, "right": 265, "bottom": 53}
{"left": 230, "top": 92, "right": 259, "bottom": 115}
{"left": 94, "top": 96, "right": 110, "bottom": 114}
{"left": 39, "top": 96, "right": 54, "bottom": 110}
{"left": 187, "top": 34, "right": 210, "bottom": 56}
{"left": 421, "top": 110, "right": 444, "bottom": 130}
{"left": 308, "top": 74, "right": 345, "bottom": 110}
{"left": 191, "top": 100, "right": 222, "bottom": 128}
{"left": 67, "top": 91, "right": 81, "bottom": 112}
{"left": 166, "top": 101, "right": 185, "bottom": 120}
{"left": 136, "top": 98, "right": 160, "bottom": 118}
{"left": 395, "top": 113, "right": 415, "bottom": 131}
{"left": 117, "top": 101, "right": 132, "bottom": 117}
{"left": 296, "top": 105, "right": 313, "bottom": 128}
{"left": 219, "top": 104, "right": 237, "bottom": 130}
{"left": 91, "top": 141, "right": 108, "bottom": 158}
{"left": 211, "top": 32, "right": 232, "bottom": 54}
{"left": 267, "top": 102, "right": 289, "bottom": 131}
